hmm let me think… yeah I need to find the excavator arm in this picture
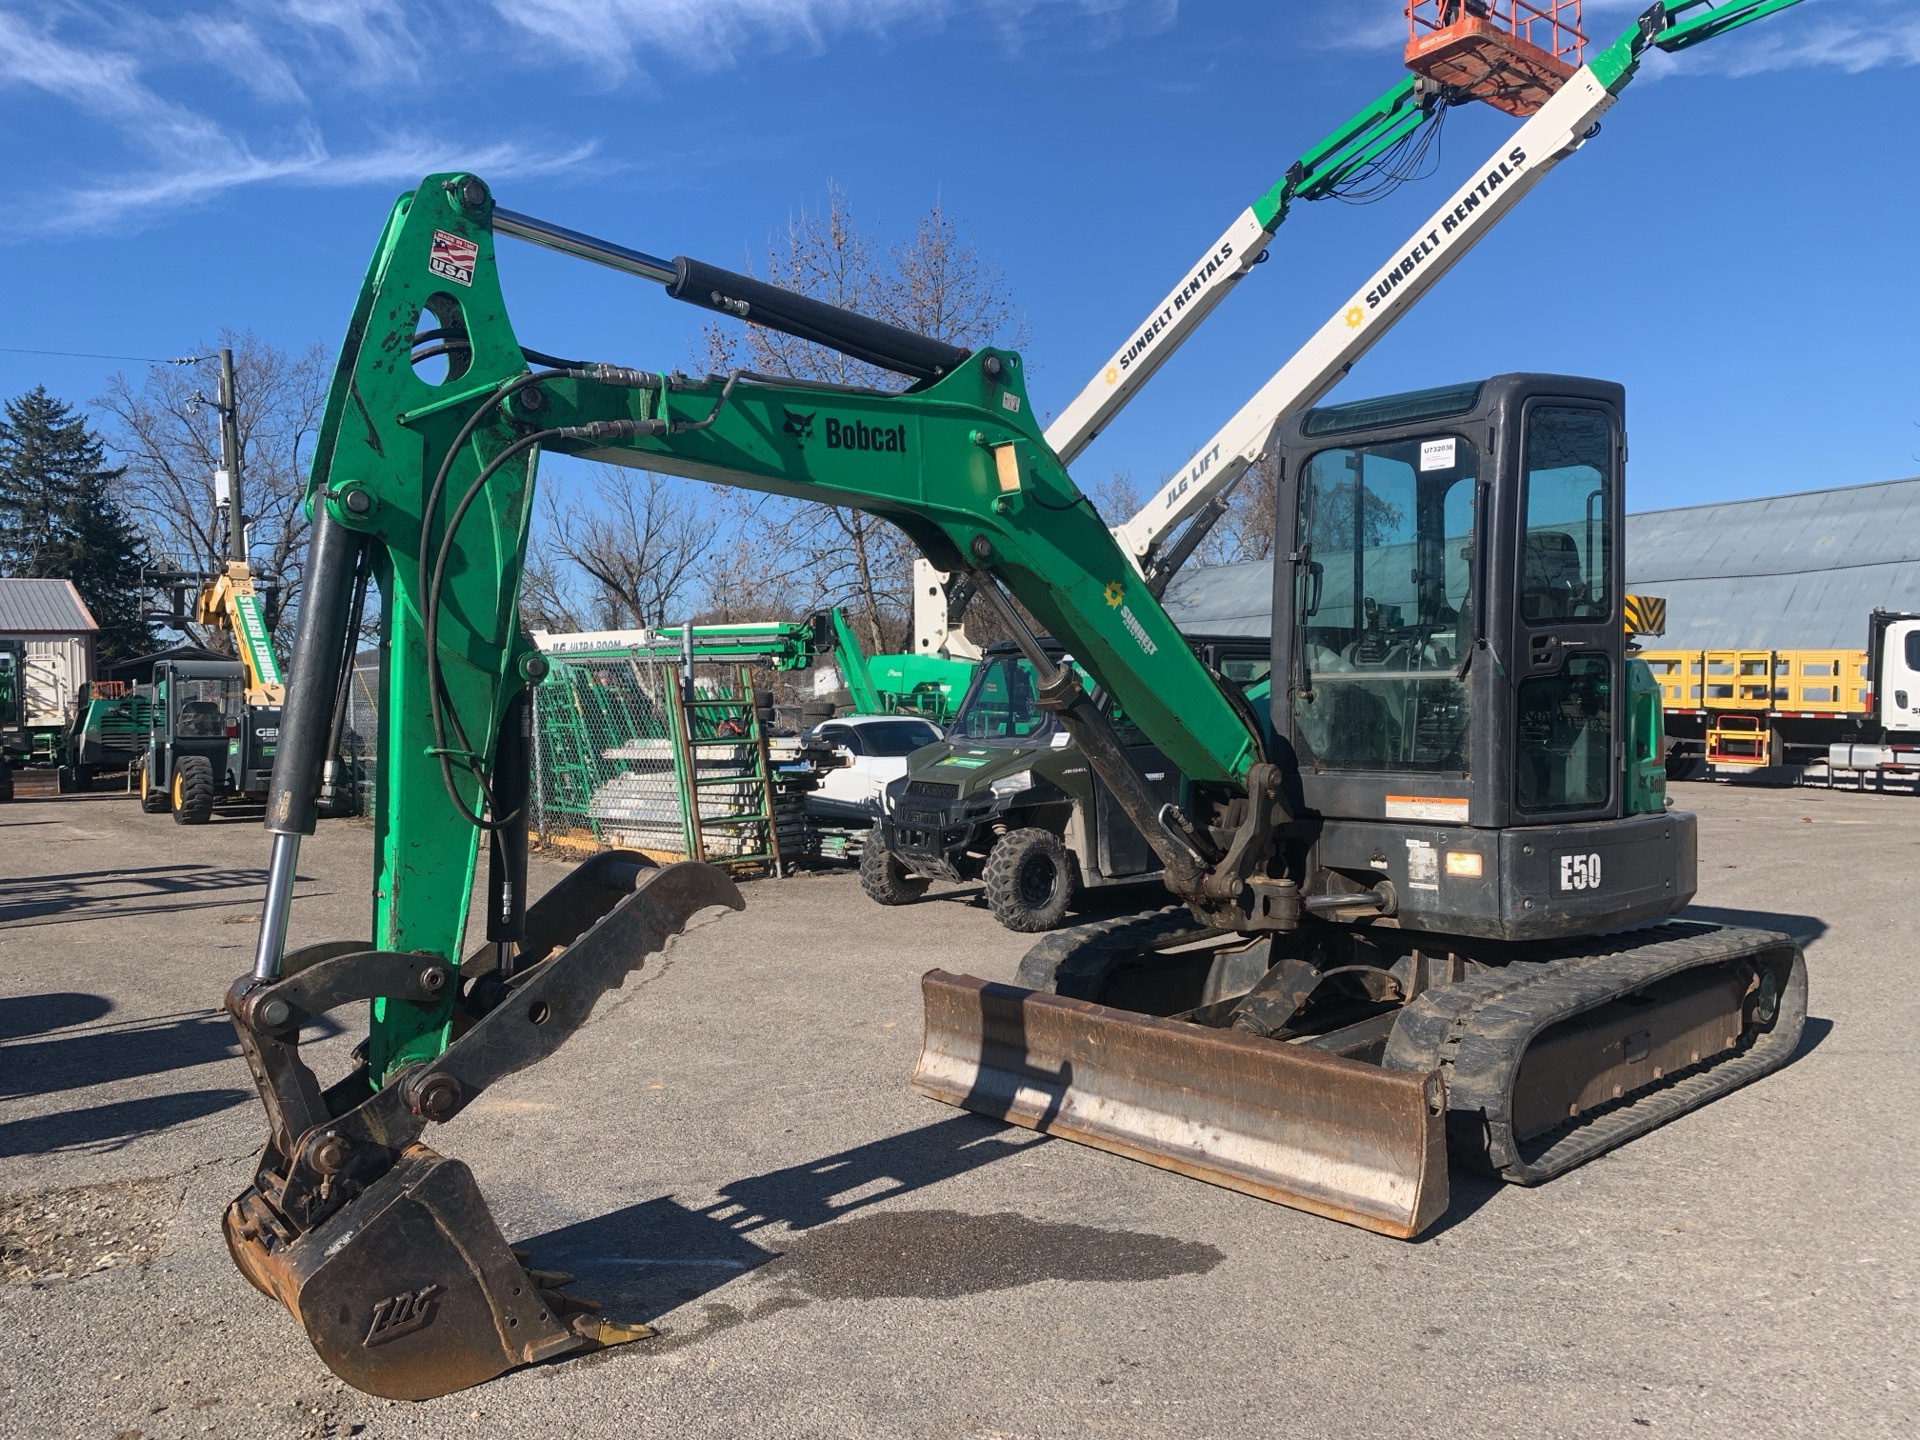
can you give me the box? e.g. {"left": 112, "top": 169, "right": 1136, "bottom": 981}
{"left": 226, "top": 174, "right": 1271, "bottom": 1399}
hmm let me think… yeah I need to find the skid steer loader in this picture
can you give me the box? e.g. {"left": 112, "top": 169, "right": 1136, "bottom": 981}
{"left": 222, "top": 1, "right": 1819, "bottom": 1400}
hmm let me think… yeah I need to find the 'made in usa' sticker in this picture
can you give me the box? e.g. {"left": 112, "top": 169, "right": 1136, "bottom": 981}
{"left": 429, "top": 230, "right": 479, "bottom": 287}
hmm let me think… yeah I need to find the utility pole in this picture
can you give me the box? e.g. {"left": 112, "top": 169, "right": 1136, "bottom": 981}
{"left": 215, "top": 347, "right": 246, "bottom": 565}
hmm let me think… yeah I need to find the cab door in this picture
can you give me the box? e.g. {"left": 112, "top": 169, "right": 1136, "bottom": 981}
{"left": 1503, "top": 400, "right": 1625, "bottom": 826}
{"left": 1880, "top": 617, "right": 1920, "bottom": 736}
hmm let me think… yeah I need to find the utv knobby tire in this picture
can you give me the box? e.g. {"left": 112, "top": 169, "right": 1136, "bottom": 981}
{"left": 139, "top": 759, "right": 169, "bottom": 813}
{"left": 170, "top": 755, "right": 215, "bottom": 825}
{"left": 983, "top": 827, "right": 1077, "bottom": 933}
{"left": 860, "top": 834, "right": 930, "bottom": 905}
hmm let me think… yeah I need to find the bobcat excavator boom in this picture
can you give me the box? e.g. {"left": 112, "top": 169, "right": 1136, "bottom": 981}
{"left": 229, "top": 0, "right": 1817, "bottom": 1404}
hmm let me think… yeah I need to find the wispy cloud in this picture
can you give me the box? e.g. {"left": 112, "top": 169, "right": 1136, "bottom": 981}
{"left": 0, "top": 0, "right": 1177, "bottom": 235}
{"left": 29, "top": 134, "right": 598, "bottom": 235}
{"left": 0, "top": 4, "right": 589, "bottom": 236}
{"left": 490, "top": 0, "right": 1176, "bottom": 78}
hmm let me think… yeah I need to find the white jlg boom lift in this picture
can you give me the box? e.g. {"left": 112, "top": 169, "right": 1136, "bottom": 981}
{"left": 915, "top": 0, "right": 1802, "bottom": 660}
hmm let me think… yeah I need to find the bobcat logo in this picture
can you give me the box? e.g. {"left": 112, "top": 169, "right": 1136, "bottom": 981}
{"left": 783, "top": 409, "right": 816, "bottom": 445}
{"left": 364, "top": 1284, "right": 443, "bottom": 1347}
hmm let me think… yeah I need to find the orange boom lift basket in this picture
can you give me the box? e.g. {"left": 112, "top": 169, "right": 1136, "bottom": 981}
{"left": 1405, "top": 1, "right": 1587, "bottom": 117}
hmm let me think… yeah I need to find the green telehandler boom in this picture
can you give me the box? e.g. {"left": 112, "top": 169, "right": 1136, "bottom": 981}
{"left": 223, "top": 0, "right": 1817, "bottom": 1402}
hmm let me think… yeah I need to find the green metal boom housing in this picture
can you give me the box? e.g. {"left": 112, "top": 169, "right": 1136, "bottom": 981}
{"left": 312, "top": 178, "right": 1257, "bottom": 1079}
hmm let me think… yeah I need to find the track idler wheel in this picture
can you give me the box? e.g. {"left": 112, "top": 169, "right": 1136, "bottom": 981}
{"left": 223, "top": 854, "right": 743, "bottom": 1400}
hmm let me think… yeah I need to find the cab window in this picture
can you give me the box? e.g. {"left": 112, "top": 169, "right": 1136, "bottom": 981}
{"left": 1521, "top": 408, "right": 1612, "bottom": 623}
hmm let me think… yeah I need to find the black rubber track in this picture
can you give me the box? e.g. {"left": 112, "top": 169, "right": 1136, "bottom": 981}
{"left": 1382, "top": 922, "right": 1807, "bottom": 1184}
{"left": 1015, "top": 907, "right": 1206, "bottom": 997}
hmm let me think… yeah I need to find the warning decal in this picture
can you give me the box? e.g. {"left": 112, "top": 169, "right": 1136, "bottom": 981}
{"left": 429, "top": 229, "right": 478, "bottom": 287}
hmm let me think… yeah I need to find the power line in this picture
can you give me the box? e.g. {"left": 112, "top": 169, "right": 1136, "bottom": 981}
{"left": 0, "top": 346, "right": 206, "bottom": 365}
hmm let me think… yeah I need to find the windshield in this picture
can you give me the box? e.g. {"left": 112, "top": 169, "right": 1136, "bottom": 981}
{"left": 1293, "top": 435, "right": 1477, "bottom": 773}
{"left": 174, "top": 675, "right": 243, "bottom": 738}
{"left": 947, "top": 656, "right": 1059, "bottom": 744}
{"left": 855, "top": 719, "right": 943, "bottom": 757}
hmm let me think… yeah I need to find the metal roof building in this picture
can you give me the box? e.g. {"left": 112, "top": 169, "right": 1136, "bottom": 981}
{"left": 1164, "top": 476, "right": 1920, "bottom": 653}
{"left": 0, "top": 577, "right": 97, "bottom": 637}
{"left": 0, "top": 577, "right": 99, "bottom": 729}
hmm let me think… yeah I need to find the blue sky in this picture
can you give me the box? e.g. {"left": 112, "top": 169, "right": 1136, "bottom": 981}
{"left": 2, "top": 0, "right": 1915, "bottom": 520}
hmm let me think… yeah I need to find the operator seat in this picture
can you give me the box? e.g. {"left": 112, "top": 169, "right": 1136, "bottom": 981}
{"left": 179, "top": 699, "right": 226, "bottom": 737}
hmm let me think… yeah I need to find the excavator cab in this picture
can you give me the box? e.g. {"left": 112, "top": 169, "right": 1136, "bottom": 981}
{"left": 1270, "top": 373, "right": 1689, "bottom": 939}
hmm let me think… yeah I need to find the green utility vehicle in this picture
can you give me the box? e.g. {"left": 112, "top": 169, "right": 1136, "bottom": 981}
{"left": 0, "top": 638, "right": 23, "bottom": 800}
{"left": 863, "top": 636, "right": 1269, "bottom": 930}
{"left": 128, "top": 658, "right": 279, "bottom": 822}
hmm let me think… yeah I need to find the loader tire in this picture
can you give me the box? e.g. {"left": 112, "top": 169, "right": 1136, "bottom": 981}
{"left": 171, "top": 755, "right": 215, "bottom": 825}
{"left": 983, "top": 827, "right": 1077, "bottom": 933}
{"left": 139, "top": 759, "right": 169, "bottom": 813}
{"left": 860, "top": 834, "right": 929, "bottom": 905}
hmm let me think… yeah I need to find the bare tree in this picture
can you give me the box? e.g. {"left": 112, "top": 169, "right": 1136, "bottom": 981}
{"left": 94, "top": 331, "right": 327, "bottom": 647}
{"left": 1197, "top": 450, "right": 1282, "bottom": 566}
{"left": 700, "top": 185, "right": 1026, "bottom": 653}
{"left": 524, "top": 466, "right": 711, "bottom": 632}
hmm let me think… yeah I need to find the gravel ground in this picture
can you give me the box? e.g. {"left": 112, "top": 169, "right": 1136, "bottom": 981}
{"left": 0, "top": 782, "right": 1913, "bottom": 1439}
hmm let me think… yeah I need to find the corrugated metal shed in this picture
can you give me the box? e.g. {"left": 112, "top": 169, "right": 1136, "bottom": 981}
{"left": 0, "top": 577, "right": 97, "bottom": 635}
{"left": 1628, "top": 477, "right": 1920, "bottom": 650}
{"left": 1164, "top": 477, "right": 1920, "bottom": 651}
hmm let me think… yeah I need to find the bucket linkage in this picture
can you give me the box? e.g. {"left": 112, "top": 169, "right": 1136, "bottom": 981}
{"left": 223, "top": 853, "right": 741, "bottom": 1401}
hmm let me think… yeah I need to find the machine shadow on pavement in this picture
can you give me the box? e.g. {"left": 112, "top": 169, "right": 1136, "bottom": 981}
{"left": 0, "top": 862, "right": 278, "bottom": 928}
{"left": 0, "top": 993, "right": 341, "bottom": 1103}
{"left": 522, "top": 1113, "right": 1046, "bottom": 1321}
{"left": 0, "top": 1088, "right": 248, "bottom": 1159}
{"left": 1681, "top": 905, "right": 1827, "bottom": 946}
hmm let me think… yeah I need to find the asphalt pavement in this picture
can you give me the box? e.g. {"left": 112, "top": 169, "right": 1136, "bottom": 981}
{"left": 0, "top": 780, "right": 1912, "bottom": 1439}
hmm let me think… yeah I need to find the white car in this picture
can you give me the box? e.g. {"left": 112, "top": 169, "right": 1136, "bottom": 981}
{"left": 803, "top": 714, "right": 945, "bottom": 823}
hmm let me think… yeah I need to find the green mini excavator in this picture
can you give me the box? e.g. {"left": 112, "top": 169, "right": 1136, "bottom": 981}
{"left": 222, "top": 0, "right": 1816, "bottom": 1402}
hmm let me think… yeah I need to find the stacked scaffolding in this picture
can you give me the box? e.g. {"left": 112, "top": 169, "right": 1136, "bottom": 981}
{"left": 330, "top": 650, "right": 823, "bottom": 870}
{"left": 530, "top": 654, "right": 800, "bottom": 872}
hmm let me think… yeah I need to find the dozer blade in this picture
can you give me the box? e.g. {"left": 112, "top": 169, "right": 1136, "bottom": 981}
{"left": 224, "top": 856, "right": 742, "bottom": 1401}
{"left": 912, "top": 971, "right": 1449, "bottom": 1238}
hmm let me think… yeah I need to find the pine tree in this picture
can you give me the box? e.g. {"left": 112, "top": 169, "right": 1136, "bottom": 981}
{"left": 0, "top": 386, "right": 154, "bottom": 663}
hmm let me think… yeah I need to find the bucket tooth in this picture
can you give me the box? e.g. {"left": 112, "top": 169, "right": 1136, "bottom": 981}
{"left": 912, "top": 970, "right": 1449, "bottom": 1238}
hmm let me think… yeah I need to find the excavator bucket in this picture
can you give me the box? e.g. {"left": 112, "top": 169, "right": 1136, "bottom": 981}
{"left": 912, "top": 971, "right": 1450, "bottom": 1238}
{"left": 224, "top": 855, "right": 742, "bottom": 1400}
